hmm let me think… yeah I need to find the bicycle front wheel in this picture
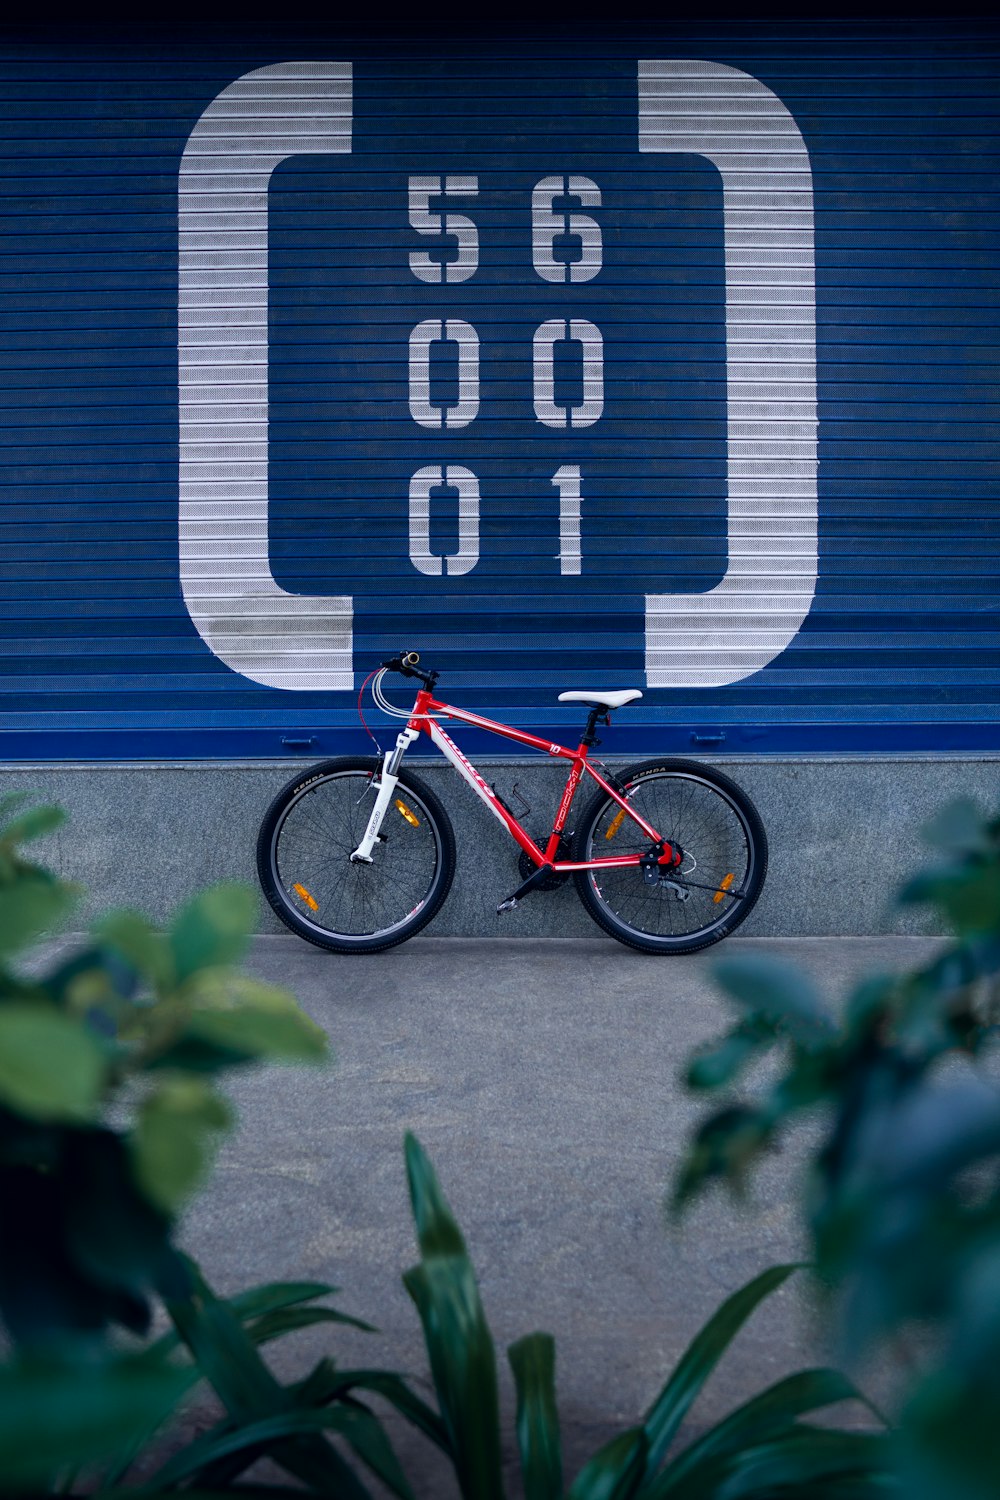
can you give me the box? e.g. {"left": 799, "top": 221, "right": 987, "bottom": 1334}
{"left": 256, "top": 758, "right": 456, "bottom": 953}
{"left": 572, "top": 758, "right": 767, "bottom": 955}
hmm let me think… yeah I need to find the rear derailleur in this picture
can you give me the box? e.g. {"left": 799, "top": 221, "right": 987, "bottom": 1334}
{"left": 640, "top": 846, "right": 690, "bottom": 901}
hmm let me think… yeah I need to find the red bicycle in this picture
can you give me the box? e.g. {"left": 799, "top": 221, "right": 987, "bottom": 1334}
{"left": 257, "top": 652, "right": 767, "bottom": 955}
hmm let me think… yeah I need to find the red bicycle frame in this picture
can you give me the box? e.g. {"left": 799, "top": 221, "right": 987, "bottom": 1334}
{"left": 405, "top": 688, "right": 681, "bottom": 873}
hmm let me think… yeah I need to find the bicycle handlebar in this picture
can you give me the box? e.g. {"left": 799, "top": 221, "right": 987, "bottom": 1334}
{"left": 381, "top": 651, "right": 439, "bottom": 688}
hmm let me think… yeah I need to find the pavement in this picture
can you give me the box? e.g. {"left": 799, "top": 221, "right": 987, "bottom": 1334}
{"left": 175, "top": 932, "right": 942, "bottom": 1496}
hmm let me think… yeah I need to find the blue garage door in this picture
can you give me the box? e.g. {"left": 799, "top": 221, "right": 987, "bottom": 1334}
{"left": 1, "top": 22, "right": 998, "bottom": 756}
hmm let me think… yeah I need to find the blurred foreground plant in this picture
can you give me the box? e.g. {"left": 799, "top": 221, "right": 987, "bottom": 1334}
{"left": 0, "top": 796, "right": 431, "bottom": 1497}
{"left": 0, "top": 793, "right": 901, "bottom": 1498}
{"left": 675, "top": 800, "right": 1000, "bottom": 1500}
{"left": 398, "top": 1133, "right": 893, "bottom": 1499}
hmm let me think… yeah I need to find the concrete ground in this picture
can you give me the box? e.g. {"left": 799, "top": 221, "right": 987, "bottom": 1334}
{"left": 176, "top": 932, "right": 941, "bottom": 1496}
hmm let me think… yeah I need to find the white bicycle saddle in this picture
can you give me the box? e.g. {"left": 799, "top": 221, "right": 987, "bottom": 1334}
{"left": 557, "top": 689, "right": 643, "bottom": 710}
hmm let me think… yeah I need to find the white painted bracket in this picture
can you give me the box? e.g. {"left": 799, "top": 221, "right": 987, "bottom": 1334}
{"left": 178, "top": 62, "right": 354, "bottom": 691}
{"left": 640, "top": 59, "right": 819, "bottom": 687}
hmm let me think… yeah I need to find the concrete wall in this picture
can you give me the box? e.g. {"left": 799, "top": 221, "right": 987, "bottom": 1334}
{"left": 3, "top": 755, "right": 996, "bottom": 938}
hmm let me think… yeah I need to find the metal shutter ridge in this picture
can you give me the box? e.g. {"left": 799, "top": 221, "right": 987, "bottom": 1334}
{"left": 1, "top": 23, "right": 997, "bottom": 757}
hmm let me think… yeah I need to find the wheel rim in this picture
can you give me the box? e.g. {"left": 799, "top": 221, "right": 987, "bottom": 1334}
{"left": 586, "top": 771, "right": 757, "bottom": 943}
{"left": 269, "top": 772, "right": 443, "bottom": 943}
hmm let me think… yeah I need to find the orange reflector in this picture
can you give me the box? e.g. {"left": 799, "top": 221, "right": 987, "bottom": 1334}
{"left": 605, "top": 808, "right": 626, "bottom": 840}
{"left": 395, "top": 799, "right": 420, "bottom": 827}
{"left": 713, "top": 873, "right": 735, "bottom": 905}
{"left": 292, "top": 882, "right": 319, "bottom": 911}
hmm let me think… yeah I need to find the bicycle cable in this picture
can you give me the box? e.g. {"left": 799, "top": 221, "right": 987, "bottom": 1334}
{"left": 371, "top": 668, "right": 411, "bottom": 720}
{"left": 357, "top": 668, "right": 385, "bottom": 755}
{"left": 371, "top": 667, "right": 444, "bottom": 723}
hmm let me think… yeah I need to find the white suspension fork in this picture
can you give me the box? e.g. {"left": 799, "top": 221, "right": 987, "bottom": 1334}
{"left": 349, "top": 728, "right": 420, "bottom": 862}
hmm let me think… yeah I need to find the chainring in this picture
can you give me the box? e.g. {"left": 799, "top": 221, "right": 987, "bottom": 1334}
{"left": 518, "top": 836, "right": 571, "bottom": 889}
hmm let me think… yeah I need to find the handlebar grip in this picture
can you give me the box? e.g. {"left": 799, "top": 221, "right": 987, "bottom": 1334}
{"left": 378, "top": 651, "right": 438, "bottom": 688}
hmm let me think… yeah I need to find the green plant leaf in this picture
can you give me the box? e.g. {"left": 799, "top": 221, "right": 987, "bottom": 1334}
{"left": 142, "top": 1035, "right": 266, "bottom": 1074}
{"left": 671, "top": 1106, "right": 774, "bottom": 1210}
{"left": 705, "top": 1427, "right": 895, "bottom": 1498}
{"left": 230, "top": 1278, "right": 339, "bottom": 1319}
{"left": 64, "top": 1129, "right": 173, "bottom": 1302}
{"left": 96, "top": 909, "right": 174, "bottom": 992}
{"left": 509, "top": 1332, "right": 563, "bottom": 1500}
{"left": 642, "top": 1264, "right": 802, "bottom": 1475}
{"left": 0, "top": 1160, "right": 155, "bottom": 1344}
{"left": 404, "top": 1131, "right": 467, "bottom": 1258}
{"left": 921, "top": 800, "right": 991, "bottom": 858}
{"left": 844, "top": 975, "right": 897, "bottom": 1030}
{"left": 169, "top": 882, "right": 258, "bottom": 984}
{"left": 404, "top": 1259, "right": 504, "bottom": 1500}
{"left": 157, "top": 1488, "right": 313, "bottom": 1498}
{"left": 321, "top": 1403, "right": 415, "bottom": 1500}
{"left": 161, "top": 1254, "right": 353, "bottom": 1494}
{"left": 185, "top": 980, "right": 328, "bottom": 1062}
{"left": 713, "top": 956, "right": 834, "bottom": 1047}
{"left": 897, "top": 1364, "right": 1000, "bottom": 1500}
{"left": 297, "top": 1367, "right": 451, "bottom": 1455}
{"left": 150, "top": 1402, "right": 415, "bottom": 1499}
{"left": 148, "top": 1406, "right": 380, "bottom": 1496}
{"left": 0, "top": 802, "right": 66, "bottom": 847}
{"left": 0, "top": 1005, "right": 105, "bottom": 1122}
{"left": 402, "top": 1136, "right": 503, "bottom": 1500}
{"left": 131, "top": 1078, "right": 232, "bottom": 1213}
{"left": 247, "top": 1304, "right": 377, "bottom": 1342}
{"left": 900, "top": 865, "right": 1000, "bottom": 933}
{"left": 0, "top": 1354, "right": 187, "bottom": 1489}
{"left": 568, "top": 1426, "right": 647, "bottom": 1500}
{"left": 685, "top": 1016, "right": 777, "bottom": 1092}
{"left": 103, "top": 1284, "right": 354, "bottom": 1489}
{"left": 145, "top": 1279, "right": 339, "bottom": 1363}
{"left": 654, "top": 1368, "right": 878, "bottom": 1498}
{"left": 0, "top": 875, "right": 78, "bottom": 956}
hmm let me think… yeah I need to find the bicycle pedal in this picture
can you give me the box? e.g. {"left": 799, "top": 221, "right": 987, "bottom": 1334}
{"left": 496, "top": 862, "right": 557, "bottom": 915}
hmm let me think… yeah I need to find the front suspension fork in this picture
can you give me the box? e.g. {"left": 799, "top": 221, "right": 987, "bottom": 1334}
{"left": 349, "top": 728, "right": 420, "bottom": 863}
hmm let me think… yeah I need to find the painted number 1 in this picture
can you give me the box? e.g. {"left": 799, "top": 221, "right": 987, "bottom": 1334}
{"left": 552, "top": 465, "right": 582, "bottom": 576}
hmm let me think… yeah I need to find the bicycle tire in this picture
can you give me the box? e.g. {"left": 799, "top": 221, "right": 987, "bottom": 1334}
{"left": 256, "top": 758, "right": 456, "bottom": 953}
{"left": 572, "top": 758, "right": 767, "bottom": 955}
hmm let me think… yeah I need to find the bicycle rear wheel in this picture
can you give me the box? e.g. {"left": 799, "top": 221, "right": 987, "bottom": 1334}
{"left": 572, "top": 758, "right": 767, "bottom": 954}
{"left": 256, "top": 758, "right": 456, "bottom": 953}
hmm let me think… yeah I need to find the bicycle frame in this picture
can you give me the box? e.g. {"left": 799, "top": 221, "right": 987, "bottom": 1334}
{"left": 349, "top": 680, "right": 680, "bottom": 874}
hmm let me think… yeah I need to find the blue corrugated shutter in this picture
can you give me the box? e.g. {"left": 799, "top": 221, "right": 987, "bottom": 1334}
{"left": 1, "top": 23, "right": 997, "bottom": 756}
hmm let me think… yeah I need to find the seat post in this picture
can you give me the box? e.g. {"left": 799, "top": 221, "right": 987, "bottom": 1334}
{"left": 581, "top": 706, "right": 607, "bottom": 748}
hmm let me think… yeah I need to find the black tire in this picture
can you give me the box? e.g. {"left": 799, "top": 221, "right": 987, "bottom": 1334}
{"left": 572, "top": 758, "right": 767, "bottom": 955}
{"left": 256, "top": 758, "right": 456, "bottom": 953}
